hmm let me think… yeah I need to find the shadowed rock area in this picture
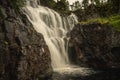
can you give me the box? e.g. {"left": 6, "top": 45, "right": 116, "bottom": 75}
{"left": 69, "top": 22, "right": 120, "bottom": 68}
{"left": 52, "top": 68, "right": 120, "bottom": 80}
{"left": 0, "top": 0, "right": 52, "bottom": 80}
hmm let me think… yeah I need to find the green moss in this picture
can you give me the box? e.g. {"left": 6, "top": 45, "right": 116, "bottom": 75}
{"left": 80, "top": 15, "right": 120, "bottom": 31}
{"left": 4, "top": 41, "right": 9, "bottom": 45}
{"left": 108, "top": 15, "right": 120, "bottom": 30}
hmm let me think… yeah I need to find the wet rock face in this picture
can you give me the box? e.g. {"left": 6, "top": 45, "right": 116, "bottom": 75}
{"left": 0, "top": 1, "right": 52, "bottom": 80}
{"left": 69, "top": 23, "right": 120, "bottom": 68}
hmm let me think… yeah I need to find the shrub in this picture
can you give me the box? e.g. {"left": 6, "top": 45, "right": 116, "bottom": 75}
{"left": 80, "top": 15, "right": 120, "bottom": 31}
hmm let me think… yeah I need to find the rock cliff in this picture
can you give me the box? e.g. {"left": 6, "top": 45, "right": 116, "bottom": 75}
{"left": 0, "top": 0, "right": 52, "bottom": 80}
{"left": 69, "top": 22, "right": 120, "bottom": 68}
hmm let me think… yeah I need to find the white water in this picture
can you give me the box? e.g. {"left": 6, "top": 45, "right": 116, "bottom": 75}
{"left": 23, "top": 0, "right": 78, "bottom": 70}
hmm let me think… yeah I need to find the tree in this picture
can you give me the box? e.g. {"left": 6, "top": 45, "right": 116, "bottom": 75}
{"left": 107, "top": 0, "right": 120, "bottom": 13}
{"left": 40, "top": 0, "right": 56, "bottom": 8}
{"left": 94, "top": 0, "right": 100, "bottom": 5}
{"left": 55, "top": 0, "right": 69, "bottom": 11}
{"left": 82, "top": 0, "right": 89, "bottom": 9}
{"left": 74, "top": 1, "right": 81, "bottom": 10}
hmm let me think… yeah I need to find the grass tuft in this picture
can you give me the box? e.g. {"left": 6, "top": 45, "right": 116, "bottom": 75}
{"left": 80, "top": 15, "right": 120, "bottom": 31}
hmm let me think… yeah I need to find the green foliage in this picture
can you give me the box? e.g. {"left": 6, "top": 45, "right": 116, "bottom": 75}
{"left": 55, "top": 0, "right": 69, "bottom": 13}
{"left": 108, "top": 15, "right": 120, "bottom": 31}
{"left": 10, "top": 0, "right": 25, "bottom": 9}
{"left": 40, "top": 0, "right": 56, "bottom": 9}
{"left": 82, "top": 0, "right": 89, "bottom": 9}
{"left": 4, "top": 41, "right": 9, "bottom": 45}
{"left": 73, "top": 0, "right": 120, "bottom": 19}
{"left": 48, "top": 0, "right": 56, "bottom": 8}
{"left": 108, "top": 0, "right": 120, "bottom": 13}
{"left": 70, "top": 1, "right": 82, "bottom": 11}
{"left": 79, "top": 18, "right": 108, "bottom": 24}
{"left": 80, "top": 15, "right": 120, "bottom": 31}
{"left": 96, "top": 2, "right": 112, "bottom": 17}
{"left": 97, "top": 15, "right": 120, "bottom": 31}
{"left": 40, "top": 0, "right": 70, "bottom": 14}
{"left": 94, "top": 0, "right": 100, "bottom": 5}
{"left": 73, "top": 9, "right": 86, "bottom": 21}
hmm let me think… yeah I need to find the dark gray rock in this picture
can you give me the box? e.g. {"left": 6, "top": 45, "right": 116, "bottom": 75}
{"left": 69, "top": 22, "right": 120, "bottom": 68}
{"left": 0, "top": 1, "right": 53, "bottom": 80}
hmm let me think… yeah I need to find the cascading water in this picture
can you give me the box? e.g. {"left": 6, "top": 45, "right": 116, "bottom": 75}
{"left": 22, "top": 1, "right": 96, "bottom": 75}
{"left": 23, "top": 0, "right": 78, "bottom": 71}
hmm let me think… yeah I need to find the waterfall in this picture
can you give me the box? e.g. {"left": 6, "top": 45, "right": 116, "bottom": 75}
{"left": 23, "top": 0, "right": 78, "bottom": 71}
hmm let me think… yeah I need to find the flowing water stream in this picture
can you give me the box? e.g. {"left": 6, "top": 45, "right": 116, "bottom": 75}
{"left": 22, "top": 1, "right": 120, "bottom": 80}
{"left": 23, "top": 0, "right": 94, "bottom": 76}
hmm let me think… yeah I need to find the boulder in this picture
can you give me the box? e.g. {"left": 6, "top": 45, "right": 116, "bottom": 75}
{"left": 69, "top": 22, "right": 120, "bottom": 68}
{"left": 0, "top": 1, "right": 52, "bottom": 80}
